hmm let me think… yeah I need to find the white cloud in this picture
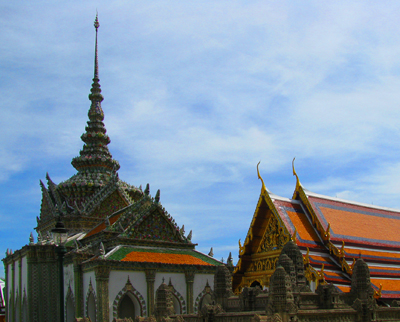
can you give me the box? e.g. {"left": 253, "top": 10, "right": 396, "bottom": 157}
{"left": 3, "top": 1, "right": 400, "bottom": 272}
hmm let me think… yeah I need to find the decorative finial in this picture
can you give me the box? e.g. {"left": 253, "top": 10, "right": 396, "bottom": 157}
{"left": 208, "top": 247, "right": 214, "bottom": 257}
{"left": 89, "top": 13, "right": 103, "bottom": 110}
{"left": 257, "top": 161, "right": 268, "bottom": 194}
{"left": 187, "top": 230, "right": 192, "bottom": 241}
{"left": 94, "top": 13, "right": 100, "bottom": 30}
{"left": 144, "top": 183, "right": 150, "bottom": 196}
{"left": 155, "top": 189, "right": 160, "bottom": 203}
{"left": 29, "top": 232, "right": 34, "bottom": 245}
{"left": 227, "top": 252, "right": 233, "bottom": 266}
{"left": 292, "top": 157, "right": 301, "bottom": 192}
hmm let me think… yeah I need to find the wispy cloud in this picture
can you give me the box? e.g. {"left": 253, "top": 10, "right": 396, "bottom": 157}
{"left": 2, "top": 1, "right": 400, "bottom": 274}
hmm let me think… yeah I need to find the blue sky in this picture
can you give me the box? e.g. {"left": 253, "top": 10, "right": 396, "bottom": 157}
{"left": 2, "top": 1, "right": 400, "bottom": 275}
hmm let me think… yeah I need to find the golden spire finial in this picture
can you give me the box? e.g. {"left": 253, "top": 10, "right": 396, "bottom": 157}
{"left": 319, "top": 264, "right": 325, "bottom": 282}
{"left": 374, "top": 284, "right": 383, "bottom": 299}
{"left": 292, "top": 157, "right": 300, "bottom": 188}
{"left": 257, "top": 161, "right": 267, "bottom": 194}
{"left": 340, "top": 241, "right": 345, "bottom": 256}
{"left": 304, "top": 247, "right": 310, "bottom": 265}
{"left": 238, "top": 239, "right": 245, "bottom": 255}
{"left": 324, "top": 223, "right": 331, "bottom": 240}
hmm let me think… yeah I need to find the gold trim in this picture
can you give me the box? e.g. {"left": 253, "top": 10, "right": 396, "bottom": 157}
{"left": 374, "top": 284, "right": 383, "bottom": 299}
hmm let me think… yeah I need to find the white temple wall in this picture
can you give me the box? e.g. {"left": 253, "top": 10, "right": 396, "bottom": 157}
{"left": 155, "top": 272, "right": 186, "bottom": 299}
{"left": 83, "top": 271, "right": 96, "bottom": 319}
{"left": 109, "top": 270, "right": 147, "bottom": 322}
{"left": 193, "top": 273, "right": 214, "bottom": 297}
{"left": 14, "top": 259, "right": 19, "bottom": 297}
{"left": 63, "top": 263, "right": 75, "bottom": 299}
{"left": 21, "top": 256, "right": 28, "bottom": 295}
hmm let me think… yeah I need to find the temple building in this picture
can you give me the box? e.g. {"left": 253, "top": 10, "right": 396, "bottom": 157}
{"left": 233, "top": 161, "right": 400, "bottom": 304}
{"left": 2, "top": 16, "right": 223, "bottom": 322}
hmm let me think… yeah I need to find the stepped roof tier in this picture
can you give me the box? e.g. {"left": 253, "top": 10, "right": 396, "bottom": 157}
{"left": 61, "top": 184, "right": 222, "bottom": 276}
{"left": 59, "top": 15, "right": 120, "bottom": 201}
{"left": 36, "top": 16, "right": 141, "bottom": 236}
{"left": 79, "top": 185, "right": 196, "bottom": 248}
{"left": 233, "top": 161, "right": 400, "bottom": 302}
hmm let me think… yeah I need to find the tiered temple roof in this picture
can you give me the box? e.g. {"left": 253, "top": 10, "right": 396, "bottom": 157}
{"left": 36, "top": 16, "right": 141, "bottom": 236}
{"left": 34, "top": 16, "right": 221, "bottom": 274}
{"left": 233, "top": 162, "right": 400, "bottom": 301}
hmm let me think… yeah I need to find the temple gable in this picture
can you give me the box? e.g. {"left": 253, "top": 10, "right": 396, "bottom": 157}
{"left": 125, "top": 207, "right": 182, "bottom": 243}
{"left": 91, "top": 190, "right": 129, "bottom": 219}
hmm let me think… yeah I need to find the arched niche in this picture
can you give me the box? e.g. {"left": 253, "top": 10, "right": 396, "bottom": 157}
{"left": 86, "top": 279, "right": 96, "bottom": 322}
{"left": 168, "top": 281, "right": 186, "bottom": 314}
{"left": 22, "top": 289, "right": 28, "bottom": 322}
{"left": 118, "top": 293, "right": 137, "bottom": 318}
{"left": 112, "top": 276, "right": 147, "bottom": 319}
{"left": 15, "top": 290, "right": 20, "bottom": 322}
{"left": 194, "top": 282, "right": 214, "bottom": 313}
{"left": 65, "top": 285, "right": 75, "bottom": 322}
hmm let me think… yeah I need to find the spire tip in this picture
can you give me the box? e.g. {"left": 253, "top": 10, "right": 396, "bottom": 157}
{"left": 94, "top": 13, "right": 100, "bottom": 30}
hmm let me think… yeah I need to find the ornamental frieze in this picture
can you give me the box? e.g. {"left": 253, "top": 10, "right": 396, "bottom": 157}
{"left": 259, "top": 214, "right": 290, "bottom": 253}
{"left": 249, "top": 256, "right": 279, "bottom": 272}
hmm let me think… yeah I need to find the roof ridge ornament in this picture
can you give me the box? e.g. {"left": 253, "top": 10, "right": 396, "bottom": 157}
{"left": 292, "top": 157, "right": 301, "bottom": 189}
{"left": 257, "top": 161, "right": 268, "bottom": 194}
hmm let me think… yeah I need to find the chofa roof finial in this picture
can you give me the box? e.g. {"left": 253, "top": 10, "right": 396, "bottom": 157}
{"left": 257, "top": 161, "right": 268, "bottom": 194}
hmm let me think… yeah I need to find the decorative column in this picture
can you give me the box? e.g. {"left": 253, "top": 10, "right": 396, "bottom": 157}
{"left": 185, "top": 270, "right": 195, "bottom": 314}
{"left": 73, "top": 257, "right": 84, "bottom": 317}
{"left": 95, "top": 265, "right": 110, "bottom": 322}
{"left": 145, "top": 269, "right": 156, "bottom": 316}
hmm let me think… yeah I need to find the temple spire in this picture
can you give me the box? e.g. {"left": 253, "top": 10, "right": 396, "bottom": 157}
{"left": 63, "top": 15, "right": 120, "bottom": 192}
{"left": 88, "top": 13, "right": 104, "bottom": 121}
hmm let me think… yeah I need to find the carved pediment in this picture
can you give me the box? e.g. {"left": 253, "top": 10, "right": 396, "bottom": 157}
{"left": 91, "top": 190, "right": 128, "bottom": 219}
{"left": 257, "top": 212, "right": 290, "bottom": 253}
{"left": 125, "top": 207, "right": 183, "bottom": 243}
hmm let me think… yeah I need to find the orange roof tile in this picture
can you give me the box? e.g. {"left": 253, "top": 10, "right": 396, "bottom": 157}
{"left": 307, "top": 196, "right": 400, "bottom": 248}
{"left": 286, "top": 210, "right": 320, "bottom": 242}
{"left": 345, "top": 248, "right": 400, "bottom": 262}
{"left": 121, "top": 251, "right": 213, "bottom": 266}
{"left": 85, "top": 213, "right": 121, "bottom": 238}
{"left": 336, "top": 285, "right": 351, "bottom": 293}
{"left": 320, "top": 206, "right": 400, "bottom": 243}
{"left": 371, "top": 278, "right": 400, "bottom": 292}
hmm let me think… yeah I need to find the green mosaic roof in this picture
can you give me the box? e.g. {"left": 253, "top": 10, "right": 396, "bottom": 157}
{"left": 107, "top": 246, "right": 223, "bottom": 266}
